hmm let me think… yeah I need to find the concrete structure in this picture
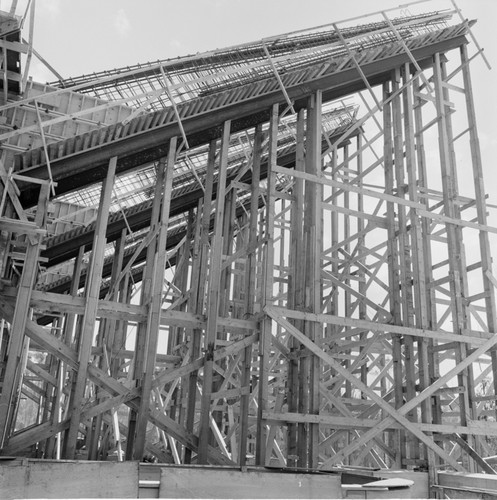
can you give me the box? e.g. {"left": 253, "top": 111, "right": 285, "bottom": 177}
{"left": 0, "top": 1, "right": 496, "bottom": 497}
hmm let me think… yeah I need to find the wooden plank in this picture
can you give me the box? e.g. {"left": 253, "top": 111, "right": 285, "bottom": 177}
{"left": 268, "top": 305, "right": 491, "bottom": 346}
{"left": 3, "top": 420, "right": 69, "bottom": 455}
{"left": 0, "top": 299, "right": 78, "bottom": 369}
{"left": 263, "top": 411, "right": 497, "bottom": 437}
{"left": 417, "top": 208, "right": 497, "bottom": 235}
{"left": 273, "top": 164, "right": 425, "bottom": 210}
{"left": 0, "top": 38, "right": 29, "bottom": 53}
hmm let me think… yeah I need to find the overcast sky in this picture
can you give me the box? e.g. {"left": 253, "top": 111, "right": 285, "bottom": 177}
{"left": 7, "top": 0, "right": 497, "bottom": 232}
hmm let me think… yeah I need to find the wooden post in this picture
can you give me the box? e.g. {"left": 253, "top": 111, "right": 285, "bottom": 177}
{"left": 0, "top": 182, "right": 49, "bottom": 447}
{"left": 184, "top": 140, "right": 217, "bottom": 464}
{"left": 126, "top": 153, "right": 171, "bottom": 460}
{"left": 460, "top": 44, "right": 497, "bottom": 426}
{"left": 392, "top": 67, "right": 418, "bottom": 464}
{"left": 433, "top": 52, "right": 474, "bottom": 471}
{"left": 412, "top": 73, "right": 440, "bottom": 484}
{"left": 383, "top": 78, "right": 403, "bottom": 468}
{"left": 132, "top": 137, "right": 178, "bottom": 460}
{"left": 198, "top": 121, "right": 231, "bottom": 464}
{"left": 304, "top": 91, "right": 322, "bottom": 468}
{"left": 89, "top": 230, "right": 128, "bottom": 460}
{"left": 239, "top": 123, "right": 263, "bottom": 466}
{"left": 287, "top": 109, "right": 305, "bottom": 469}
{"left": 256, "top": 104, "right": 279, "bottom": 466}
{"left": 63, "top": 156, "right": 117, "bottom": 459}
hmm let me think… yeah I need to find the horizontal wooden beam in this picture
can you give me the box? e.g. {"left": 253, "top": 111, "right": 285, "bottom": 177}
{"left": 263, "top": 411, "right": 497, "bottom": 437}
{"left": 268, "top": 306, "right": 492, "bottom": 347}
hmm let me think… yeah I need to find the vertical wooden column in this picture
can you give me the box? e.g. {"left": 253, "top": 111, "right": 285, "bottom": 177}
{"left": 63, "top": 156, "right": 117, "bottom": 459}
{"left": 413, "top": 75, "right": 440, "bottom": 484}
{"left": 402, "top": 63, "right": 434, "bottom": 472}
{"left": 342, "top": 143, "right": 352, "bottom": 432}
{"left": 383, "top": 79, "right": 403, "bottom": 468}
{"left": 433, "top": 53, "right": 474, "bottom": 470}
{"left": 357, "top": 133, "right": 368, "bottom": 389}
{"left": 87, "top": 230, "right": 128, "bottom": 460}
{"left": 172, "top": 209, "right": 194, "bottom": 433}
{"left": 132, "top": 137, "right": 178, "bottom": 460}
{"left": 0, "top": 182, "right": 49, "bottom": 447}
{"left": 239, "top": 123, "right": 263, "bottom": 466}
{"left": 107, "top": 230, "right": 127, "bottom": 375}
{"left": 392, "top": 67, "right": 418, "bottom": 464}
{"left": 184, "top": 140, "right": 217, "bottom": 464}
{"left": 287, "top": 109, "right": 305, "bottom": 469}
{"left": 198, "top": 121, "right": 231, "bottom": 464}
{"left": 110, "top": 231, "right": 130, "bottom": 380}
{"left": 126, "top": 154, "right": 171, "bottom": 459}
{"left": 55, "top": 244, "right": 85, "bottom": 457}
{"left": 63, "top": 245, "right": 85, "bottom": 348}
{"left": 213, "top": 186, "right": 236, "bottom": 439}
{"left": 304, "top": 91, "right": 322, "bottom": 468}
{"left": 256, "top": 104, "right": 278, "bottom": 466}
{"left": 460, "top": 44, "right": 497, "bottom": 419}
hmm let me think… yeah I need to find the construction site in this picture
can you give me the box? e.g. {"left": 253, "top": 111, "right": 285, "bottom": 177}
{"left": 0, "top": 0, "right": 496, "bottom": 497}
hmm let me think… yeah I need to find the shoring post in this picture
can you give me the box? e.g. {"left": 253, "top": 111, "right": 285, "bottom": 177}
{"left": 255, "top": 104, "right": 279, "bottom": 466}
{"left": 239, "top": 123, "right": 263, "bottom": 466}
{"left": 383, "top": 78, "right": 403, "bottom": 468}
{"left": 433, "top": 51, "right": 475, "bottom": 471}
{"left": 412, "top": 72, "right": 440, "bottom": 488}
{"left": 304, "top": 90, "right": 323, "bottom": 468}
{"left": 402, "top": 61, "right": 437, "bottom": 477}
{"left": 126, "top": 152, "right": 171, "bottom": 459}
{"left": 62, "top": 156, "right": 117, "bottom": 459}
{"left": 460, "top": 42, "right": 497, "bottom": 432}
{"left": 197, "top": 121, "right": 231, "bottom": 464}
{"left": 184, "top": 140, "right": 217, "bottom": 463}
{"left": 132, "top": 137, "right": 178, "bottom": 460}
{"left": 0, "top": 182, "right": 49, "bottom": 448}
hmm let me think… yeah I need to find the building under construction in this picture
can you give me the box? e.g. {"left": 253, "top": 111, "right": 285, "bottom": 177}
{"left": 0, "top": 1, "right": 496, "bottom": 497}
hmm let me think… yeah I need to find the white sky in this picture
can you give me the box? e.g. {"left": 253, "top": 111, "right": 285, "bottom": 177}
{"left": 9, "top": 0, "right": 497, "bottom": 230}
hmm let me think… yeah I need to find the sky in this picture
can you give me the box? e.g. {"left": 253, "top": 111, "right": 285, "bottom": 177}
{"left": 5, "top": 0, "right": 497, "bottom": 227}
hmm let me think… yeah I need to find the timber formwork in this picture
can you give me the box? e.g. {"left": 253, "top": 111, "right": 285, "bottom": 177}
{"left": 0, "top": 2, "right": 496, "bottom": 496}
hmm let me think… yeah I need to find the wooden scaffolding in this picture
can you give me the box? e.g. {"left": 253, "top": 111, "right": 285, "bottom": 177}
{"left": 0, "top": 1, "right": 496, "bottom": 493}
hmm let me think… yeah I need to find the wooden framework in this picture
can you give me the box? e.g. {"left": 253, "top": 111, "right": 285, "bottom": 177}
{"left": 0, "top": 3, "right": 496, "bottom": 496}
